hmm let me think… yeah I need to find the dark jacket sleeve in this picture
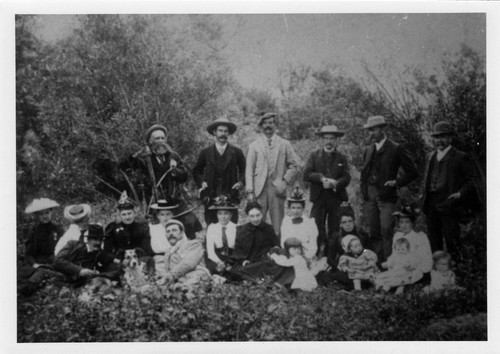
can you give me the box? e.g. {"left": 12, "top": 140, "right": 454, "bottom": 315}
{"left": 170, "top": 151, "right": 188, "bottom": 183}
{"left": 396, "top": 145, "right": 419, "bottom": 188}
{"left": 231, "top": 225, "right": 253, "bottom": 264}
{"left": 24, "top": 228, "right": 37, "bottom": 266}
{"left": 53, "top": 241, "right": 83, "bottom": 277}
{"left": 236, "top": 147, "right": 246, "bottom": 186}
{"left": 193, "top": 148, "right": 207, "bottom": 187}
{"left": 303, "top": 151, "right": 323, "bottom": 184}
{"left": 336, "top": 154, "right": 351, "bottom": 190}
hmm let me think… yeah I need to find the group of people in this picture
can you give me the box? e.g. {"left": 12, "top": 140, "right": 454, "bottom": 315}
{"left": 18, "top": 113, "right": 477, "bottom": 296}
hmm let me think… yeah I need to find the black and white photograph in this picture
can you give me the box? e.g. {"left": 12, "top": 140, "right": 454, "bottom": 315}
{"left": 4, "top": 0, "right": 498, "bottom": 351}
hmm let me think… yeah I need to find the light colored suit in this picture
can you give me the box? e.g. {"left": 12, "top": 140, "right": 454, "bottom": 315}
{"left": 246, "top": 134, "right": 299, "bottom": 234}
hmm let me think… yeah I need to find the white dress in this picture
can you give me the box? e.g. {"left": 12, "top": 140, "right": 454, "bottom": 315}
{"left": 392, "top": 230, "right": 433, "bottom": 274}
{"left": 272, "top": 254, "right": 318, "bottom": 291}
{"left": 280, "top": 216, "right": 318, "bottom": 260}
{"left": 149, "top": 223, "right": 171, "bottom": 275}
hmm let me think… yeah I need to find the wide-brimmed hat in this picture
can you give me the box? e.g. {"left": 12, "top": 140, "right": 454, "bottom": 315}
{"left": 206, "top": 118, "right": 237, "bottom": 135}
{"left": 431, "top": 121, "right": 454, "bottom": 137}
{"left": 208, "top": 195, "right": 238, "bottom": 210}
{"left": 392, "top": 205, "right": 419, "bottom": 222}
{"left": 363, "top": 115, "right": 388, "bottom": 129}
{"left": 287, "top": 187, "right": 306, "bottom": 204}
{"left": 257, "top": 112, "right": 278, "bottom": 126}
{"left": 340, "top": 234, "right": 361, "bottom": 253}
{"left": 64, "top": 204, "right": 92, "bottom": 223}
{"left": 315, "top": 125, "right": 345, "bottom": 137}
{"left": 150, "top": 198, "right": 179, "bottom": 211}
{"left": 86, "top": 224, "right": 106, "bottom": 239}
{"left": 143, "top": 124, "right": 168, "bottom": 144}
{"left": 25, "top": 198, "right": 60, "bottom": 214}
{"left": 117, "top": 191, "right": 135, "bottom": 211}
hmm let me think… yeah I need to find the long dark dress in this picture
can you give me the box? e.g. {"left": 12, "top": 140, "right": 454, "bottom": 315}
{"left": 225, "top": 222, "right": 294, "bottom": 286}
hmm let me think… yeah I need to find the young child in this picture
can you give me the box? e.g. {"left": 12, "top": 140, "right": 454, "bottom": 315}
{"left": 205, "top": 196, "right": 238, "bottom": 275}
{"left": 375, "top": 238, "right": 419, "bottom": 294}
{"left": 422, "top": 251, "right": 464, "bottom": 294}
{"left": 270, "top": 238, "right": 318, "bottom": 292}
{"left": 337, "top": 234, "right": 378, "bottom": 290}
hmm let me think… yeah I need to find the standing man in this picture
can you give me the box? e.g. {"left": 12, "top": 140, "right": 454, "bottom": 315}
{"left": 304, "top": 125, "right": 351, "bottom": 257}
{"left": 421, "top": 121, "right": 476, "bottom": 259}
{"left": 245, "top": 112, "right": 300, "bottom": 235}
{"left": 193, "top": 117, "right": 246, "bottom": 225}
{"left": 360, "top": 116, "right": 418, "bottom": 262}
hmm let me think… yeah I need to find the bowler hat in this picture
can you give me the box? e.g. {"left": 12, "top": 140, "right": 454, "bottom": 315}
{"left": 25, "top": 198, "right": 60, "bottom": 214}
{"left": 86, "top": 224, "right": 106, "bottom": 239}
{"left": 64, "top": 204, "right": 92, "bottom": 223}
{"left": 258, "top": 112, "right": 278, "bottom": 126}
{"left": 431, "top": 121, "right": 454, "bottom": 137}
{"left": 363, "top": 116, "right": 388, "bottom": 129}
{"left": 206, "top": 118, "right": 237, "bottom": 135}
{"left": 143, "top": 124, "right": 168, "bottom": 144}
{"left": 315, "top": 125, "right": 345, "bottom": 137}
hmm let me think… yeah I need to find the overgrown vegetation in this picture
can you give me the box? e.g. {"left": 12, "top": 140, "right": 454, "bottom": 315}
{"left": 16, "top": 14, "right": 486, "bottom": 342}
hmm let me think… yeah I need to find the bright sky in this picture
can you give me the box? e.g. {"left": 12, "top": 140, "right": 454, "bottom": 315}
{"left": 33, "top": 13, "right": 486, "bottom": 94}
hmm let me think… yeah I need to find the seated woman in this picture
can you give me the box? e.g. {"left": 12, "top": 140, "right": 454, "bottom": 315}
{"left": 391, "top": 205, "right": 432, "bottom": 285}
{"left": 327, "top": 203, "right": 370, "bottom": 268}
{"left": 225, "top": 202, "right": 293, "bottom": 286}
{"left": 18, "top": 198, "right": 65, "bottom": 295}
{"left": 205, "top": 196, "right": 238, "bottom": 275}
{"left": 149, "top": 198, "right": 179, "bottom": 275}
{"left": 280, "top": 187, "right": 318, "bottom": 261}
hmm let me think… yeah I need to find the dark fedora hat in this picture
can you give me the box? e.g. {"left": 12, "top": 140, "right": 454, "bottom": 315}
{"left": 143, "top": 124, "right": 168, "bottom": 144}
{"left": 86, "top": 224, "right": 106, "bottom": 239}
{"left": 431, "top": 121, "right": 454, "bottom": 137}
{"left": 206, "top": 118, "right": 237, "bottom": 135}
{"left": 315, "top": 125, "right": 345, "bottom": 137}
{"left": 257, "top": 112, "right": 278, "bottom": 126}
{"left": 363, "top": 115, "right": 388, "bottom": 129}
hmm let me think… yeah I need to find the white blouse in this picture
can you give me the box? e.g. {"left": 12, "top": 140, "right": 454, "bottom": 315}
{"left": 206, "top": 222, "right": 237, "bottom": 264}
{"left": 280, "top": 215, "right": 318, "bottom": 260}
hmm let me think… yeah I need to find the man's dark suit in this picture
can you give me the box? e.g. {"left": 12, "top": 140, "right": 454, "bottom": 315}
{"left": 304, "top": 148, "right": 351, "bottom": 256}
{"left": 360, "top": 138, "right": 418, "bottom": 261}
{"left": 421, "top": 146, "right": 476, "bottom": 258}
{"left": 193, "top": 143, "right": 246, "bottom": 225}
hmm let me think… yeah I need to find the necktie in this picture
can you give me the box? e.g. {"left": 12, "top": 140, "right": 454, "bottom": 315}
{"left": 79, "top": 229, "right": 86, "bottom": 241}
{"left": 267, "top": 138, "right": 272, "bottom": 147}
{"left": 292, "top": 217, "right": 303, "bottom": 224}
{"left": 221, "top": 226, "right": 229, "bottom": 256}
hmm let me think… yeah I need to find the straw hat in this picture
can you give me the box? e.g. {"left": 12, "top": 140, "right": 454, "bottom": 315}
{"left": 363, "top": 116, "right": 388, "bottom": 129}
{"left": 64, "top": 204, "right": 92, "bottom": 223}
{"left": 315, "top": 125, "right": 345, "bottom": 137}
{"left": 25, "top": 198, "right": 60, "bottom": 214}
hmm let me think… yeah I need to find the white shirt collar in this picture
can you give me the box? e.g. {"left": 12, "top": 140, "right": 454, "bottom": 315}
{"left": 436, "top": 145, "right": 452, "bottom": 161}
{"left": 263, "top": 134, "right": 276, "bottom": 144}
{"left": 375, "top": 136, "right": 387, "bottom": 151}
{"left": 215, "top": 142, "right": 228, "bottom": 153}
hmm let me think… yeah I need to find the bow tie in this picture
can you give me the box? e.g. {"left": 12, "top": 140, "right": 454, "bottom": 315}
{"left": 292, "top": 217, "right": 303, "bottom": 224}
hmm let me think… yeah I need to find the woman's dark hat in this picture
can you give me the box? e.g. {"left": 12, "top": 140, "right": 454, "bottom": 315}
{"left": 151, "top": 198, "right": 179, "bottom": 210}
{"left": 206, "top": 118, "right": 237, "bottom": 135}
{"left": 392, "top": 205, "right": 419, "bottom": 222}
{"left": 208, "top": 195, "right": 238, "bottom": 210}
{"left": 287, "top": 187, "right": 306, "bottom": 203}
{"left": 339, "top": 201, "right": 355, "bottom": 218}
{"left": 117, "top": 191, "right": 135, "bottom": 211}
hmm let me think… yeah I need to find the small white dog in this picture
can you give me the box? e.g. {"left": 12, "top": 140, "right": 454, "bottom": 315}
{"left": 122, "top": 248, "right": 154, "bottom": 293}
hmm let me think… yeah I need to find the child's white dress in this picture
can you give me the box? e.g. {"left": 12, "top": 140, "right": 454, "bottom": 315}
{"left": 424, "top": 269, "right": 463, "bottom": 293}
{"left": 280, "top": 216, "right": 318, "bottom": 260}
{"left": 272, "top": 254, "right": 318, "bottom": 291}
{"left": 375, "top": 252, "right": 421, "bottom": 288}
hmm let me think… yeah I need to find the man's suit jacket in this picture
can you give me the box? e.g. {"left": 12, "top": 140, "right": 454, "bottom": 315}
{"left": 421, "top": 146, "right": 476, "bottom": 215}
{"left": 245, "top": 135, "right": 299, "bottom": 198}
{"left": 193, "top": 143, "right": 246, "bottom": 200}
{"left": 303, "top": 148, "right": 351, "bottom": 203}
{"left": 360, "top": 139, "right": 418, "bottom": 202}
